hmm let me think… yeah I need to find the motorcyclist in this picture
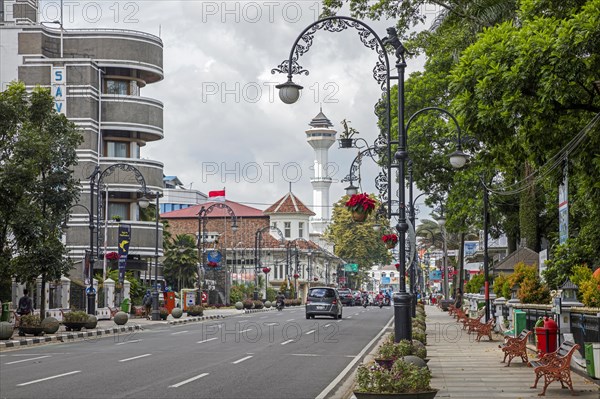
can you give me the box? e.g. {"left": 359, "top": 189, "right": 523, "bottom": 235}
{"left": 361, "top": 291, "right": 369, "bottom": 307}
{"left": 384, "top": 291, "right": 391, "bottom": 305}
{"left": 375, "top": 291, "right": 384, "bottom": 306}
{"left": 276, "top": 292, "right": 285, "bottom": 309}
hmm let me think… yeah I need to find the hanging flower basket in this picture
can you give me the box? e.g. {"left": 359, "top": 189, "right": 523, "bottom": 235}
{"left": 346, "top": 193, "right": 376, "bottom": 222}
{"left": 293, "top": 273, "right": 300, "bottom": 279}
{"left": 382, "top": 234, "right": 398, "bottom": 249}
{"left": 207, "top": 261, "right": 219, "bottom": 268}
{"left": 105, "top": 251, "right": 120, "bottom": 261}
{"left": 339, "top": 138, "right": 354, "bottom": 148}
{"left": 262, "top": 267, "right": 271, "bottom": 274}
{"left": 313, "top": 277, "right": 319, "bottom": 282}
{"left": 395, "top": 263, "right": 400, "bottom": 270}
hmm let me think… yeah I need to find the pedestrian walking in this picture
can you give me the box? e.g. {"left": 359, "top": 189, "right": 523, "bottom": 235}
{"left": 142, "top": 290, "right": 152, "bottom": 320}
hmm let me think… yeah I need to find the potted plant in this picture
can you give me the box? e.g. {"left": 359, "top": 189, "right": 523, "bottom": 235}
{"left": 382, "top": 234, "right": 398, "bottom": 249}
{"left": 354, "top": 358, "right": 438, "bottom": 399}
{"left": 345, "top": 193, "right": 376, "bottom": 222}
{"left": 159, "top": 307, "right": 168, "bottom": 320}
{"left": 62, "top": 310, "right": 89, "bottom": 331}
{"left": 374, "top": 341, "right": 399, "bottom": 370}
{"left": 339, "top": 119, "right": 359, "bottom": 148}
{"left": 19, "top": 314, "right": 44, "bottom": 336}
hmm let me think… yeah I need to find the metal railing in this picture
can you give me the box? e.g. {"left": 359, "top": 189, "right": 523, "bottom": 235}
{"left": 570, "top": 312, "right": 600, "bottom": 356}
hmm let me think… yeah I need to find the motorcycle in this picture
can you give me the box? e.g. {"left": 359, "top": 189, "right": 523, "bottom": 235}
{"left": 378, "top": 300, "right": 384, "bottom": 309}
{"left": 362, "top": 297, "right": 369, "bottom": 308}
{"left": 276, "top": 299, "right": 284, "bottom": 311}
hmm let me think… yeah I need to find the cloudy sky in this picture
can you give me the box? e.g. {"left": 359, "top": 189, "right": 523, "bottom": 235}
{"left": 38, "top": 0, "right": 438, "bottom": 222}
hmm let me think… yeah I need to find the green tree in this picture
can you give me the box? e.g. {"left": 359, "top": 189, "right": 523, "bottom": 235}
{"left": 543, "top": 238, "right": 595, "bottom": 289}
{"left": 1, "top": 82, "right": 83, "bottom": 319}
{"left": 508, "top": 262, "right": 550, "bottom": 304}
{"left": 162, "top": 234, "right": 198, "bottom": 291}
{"left": 465, "top": 273, "right": 485, "bottom": 294}
{"left": 324, "top": 195, "right": 391, "bottom": 272}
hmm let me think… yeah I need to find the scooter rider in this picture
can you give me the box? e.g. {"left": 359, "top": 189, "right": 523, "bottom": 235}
{"left": 375, "top": 291, "right": 384, "bottom": 307}
{"left": 276, "top": 291, "right": 285, "bottom": 310}
{"left": 361, "top": 291, "right": 369, "bottom": 307}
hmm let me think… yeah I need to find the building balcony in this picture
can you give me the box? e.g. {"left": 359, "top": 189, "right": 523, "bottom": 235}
{"left": 19, "top": 26, "right": 163, "bottom": 83}
{"left": 101, "top": 95, "right": 163, "bottom": 141}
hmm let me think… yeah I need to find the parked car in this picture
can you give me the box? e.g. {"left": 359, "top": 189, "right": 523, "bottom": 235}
{"left": 337, "top": 288, "right": 355, "bottom": 306}
{"left": 306, "top": 287, "right": 342, "bottom": 319}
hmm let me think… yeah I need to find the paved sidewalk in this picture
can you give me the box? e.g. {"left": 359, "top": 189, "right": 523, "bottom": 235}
{"left": 425, "top": 305, "right": 599, "bottom": 398}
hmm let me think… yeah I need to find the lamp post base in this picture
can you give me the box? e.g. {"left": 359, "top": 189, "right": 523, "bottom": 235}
{"left": 87, "top": 292, "right": 96, "bottom": 316}
{"left": 393, "top": 291, "right": 412, "bottom": 342}
{"left": 151, "top": 290, "right": 160, "bottom": 321}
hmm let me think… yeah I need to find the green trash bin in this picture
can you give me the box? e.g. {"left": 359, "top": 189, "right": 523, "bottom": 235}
{"left": 0, "top": 302, "right": 10, "bottom": 322}
{"left": 120, "top": 298, "right": 130, "bottom": 313}
{"left": 513, "top": 309, "right": 526, "bottom": 337}
{"left": 585, "top": 342, "right": 600, "bottom": 379}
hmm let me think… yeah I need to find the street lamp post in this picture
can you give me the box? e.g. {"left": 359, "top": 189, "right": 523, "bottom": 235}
{"left": 274, "top": 17, "right": 467, "bottom": 342}
{"left": 435, "top": 209, "right": 448, "bottom": 301}
{"left": 150, "top": 192, "right": 162, "bottom": 321}
{"left": 253, "top": 225, "right": 284, "bottom": 300}
{"left": 197, "top": 203, "right": 238, "bottom": 306}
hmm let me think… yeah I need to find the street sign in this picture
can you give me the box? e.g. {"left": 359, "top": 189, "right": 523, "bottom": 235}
{"left": 344, "top": 264, "right": 358, "bottom": 272}
{"left": 201, "top": 292, "right": 208, "bottom": 302}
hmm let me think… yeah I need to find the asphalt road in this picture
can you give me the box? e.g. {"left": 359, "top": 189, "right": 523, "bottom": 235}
{"left": 0, "top": 305, "right": 393, "bottom": 399}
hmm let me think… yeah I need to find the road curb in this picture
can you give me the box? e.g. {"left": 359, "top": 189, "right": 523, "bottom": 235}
{"left": 0, "top": 325, "right": 142, "bottom": 349}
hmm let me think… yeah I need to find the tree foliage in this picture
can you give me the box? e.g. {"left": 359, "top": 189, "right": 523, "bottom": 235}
{"left": 324, "top": 195, "right": 392, "bottom": 271}
{"left": 508, "top": 262, "right": 550, "bottom": 304}
{"left": 162, "top": 234, "right": 198, "bottom": 291}
{"left": 0, "top": 82, "right": 83, "bottom": 318}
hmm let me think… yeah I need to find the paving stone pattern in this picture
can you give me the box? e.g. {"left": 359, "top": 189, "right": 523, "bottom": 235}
{"left": 426, "top": 305, "right": 599, "bottom": 398}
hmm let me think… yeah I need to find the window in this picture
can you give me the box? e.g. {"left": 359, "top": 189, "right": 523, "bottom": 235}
{"left": 284, "top": 222, "right": 291, "bottom": 238}
{"left": 272, "top": 221, "right": 277, "bottom": 229}
{"left": 390, "top": 272, "right": 395, "bottom": 278}
{"left": 382, "top": 272, "right": 386, "bottom": 277}
{"left": 298, "top": 222, "right": 304, "bottom": 238}
{"left": 106, "top": 141, "right": 128, "bottom": 158}
{"left": 108, "top": 202, "right": 129, "bottom": 221}
{"left": 105, "top": 79, "right": 129, "bottom": 95}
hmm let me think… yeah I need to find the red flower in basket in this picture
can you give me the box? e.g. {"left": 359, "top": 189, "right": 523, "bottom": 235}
{"left": 381, "top": 234, "right": 398, "bottom": 248}
{"left": 293, "top": 273, "right": 300, "bottom": 279}
{"left": 262, "top": 267, "right": 271, "bottom": 274}
{"left": 313, "top": 277, "right": 318, "bottom": 282}
{"left": 345, "top": 193, "right": 376, "bottom": 214}
{"left": 207, "top": 261, "right": 219, "bottom": 268}
{"left": 395, "top": 263, "right": 400, "bottom": 270}
{"left": 105, "top": 251, "right": 120, "bottom": 261}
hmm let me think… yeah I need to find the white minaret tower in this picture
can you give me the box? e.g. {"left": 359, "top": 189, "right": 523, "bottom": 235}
{"left": 306, "top": 108, "right": 336, "bottom": 237}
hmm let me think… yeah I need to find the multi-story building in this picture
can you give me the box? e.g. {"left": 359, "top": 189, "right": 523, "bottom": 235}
{"left": 161, "top": 176, "right": 207, "bottom": 214}
{"left": 1, "top": 0, "right": 165, "bottom": 292}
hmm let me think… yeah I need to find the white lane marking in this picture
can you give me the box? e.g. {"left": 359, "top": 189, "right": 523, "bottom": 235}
{"left": 336, "top": 320, "right": 342, "bottom": 323}
{"left": 17, "top": 371, "right": 81, "bottom": 386}
{"left": 286, "top": 319, "right": 295, "bottom": 322}
{"left": 171, "top": 330, "right": 188, "bottom": 335}
{"left": 116, "top": 339, "right": 142, "bottom": 345}
{"left": 323, "top": 324, "right": 331, "bottom": 328}
{"left": 290, "top": 354, "right": 320, "bottom": 357}
{"left": 260, "top": 316, "right": 268, "bottom": 319}
{"left": 305, "top": 330, "right": 316, "bottom": 335}
{"left": 238, "top": 329, "right": 253, "bottom": 334}
{"left": 264, "top": 322, "right": 277, "bottom": 326}
{"left": 119, "top": 354, "right": 152, "bottom": 362}
{"left": 346, "top": 316, "right": 352, "bottom": 319}
{"left": 315, "top": 316, "right": 394, "bottom": 399}
{"left": 5, "top": 356, "right": 51, "bottom": 365}
{"left": 232, "top": 355, "right": 252, "bottom": 364}
{"left": 169, "top": 373, "right": 209, "bottom": 388}
{"left": 281, "top": 339, "right": 294, "bottom": 345}
{"left": 197, "top": 337, "right": 218, "bottom": 344}
{"left": 238, "top": 320, "right": 248, "bottom": 323}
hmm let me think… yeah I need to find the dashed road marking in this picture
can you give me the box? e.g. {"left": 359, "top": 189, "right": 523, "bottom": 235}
{"left": 169, "top": 373, "right": 209, "bottom": 388}
{"left": 281, "top": 339, "right": 294, "bottom": 345}
{"left": 119, "top": 354, "right": 152, "bottom": 362}
{"left": 17, "top": 371, "right": 80, "bottom": 386}
{"left": 197, "top": 338, "right": 218, "bottom": 344}
{"left": 232, "top": 355, "right": 252, "bottom": 364}
{"left": 5, "top": 356, "right": 50, "bottom": 365}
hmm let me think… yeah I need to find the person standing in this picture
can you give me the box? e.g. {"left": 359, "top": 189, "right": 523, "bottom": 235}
{"left": 142, "top": 290, "right": 152, "bottom": 320}
{"left": 17, "top": 289, "right": 34, "bottom": 316}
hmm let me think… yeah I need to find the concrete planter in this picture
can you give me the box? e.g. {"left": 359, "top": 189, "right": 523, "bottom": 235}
{"left": 0, "top": 322, "right": 13, "bottom": 340}
{"left": 114, "top": 311, "right": 128, "bottom": 325}
{"left": 41, "top": 317, "right": 60, "bottom": 334}
{"left": 171, "top": 308, "right": 183, "bottom": 318}
{"left": 85, "top": 315, "right": 98, "bottom": 329}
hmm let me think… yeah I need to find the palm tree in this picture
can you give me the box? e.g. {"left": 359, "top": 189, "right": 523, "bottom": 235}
{"left": 162, "top": 234, "right": 198, "bottom": 291}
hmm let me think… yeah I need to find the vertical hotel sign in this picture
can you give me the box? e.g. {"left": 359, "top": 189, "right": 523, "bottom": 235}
{"left": 558, "top": 165, "right": 568, "bottom": 244}
{"left": 51, "top": 67, "right": 66, "bottom": 115}
{"left": 117, "top": 224, "right": 131, "bottom": 284}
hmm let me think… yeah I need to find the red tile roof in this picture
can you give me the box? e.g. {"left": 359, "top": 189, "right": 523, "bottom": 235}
{"left": 264, "top": 192, "right": 315, "bottom": 216}
{"left": 160, "top": 200, "right": 266, "bottom": 219}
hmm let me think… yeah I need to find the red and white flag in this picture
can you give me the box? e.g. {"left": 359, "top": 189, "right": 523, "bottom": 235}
{"left": 208, "top": 189, "right": 226, "bottom": 202}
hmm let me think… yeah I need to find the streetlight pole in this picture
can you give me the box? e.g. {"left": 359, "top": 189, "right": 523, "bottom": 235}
{"left": 150, "top": 192, "right": 162, "bottom": 321}
{"left": 483, "top": 182, "right": 490, "bottom": 322}
{"left": 253, "top": 225, "right": 285, "bottom": 300}
{"left": 197, "top": 203, "right": 238, "bottom": 306}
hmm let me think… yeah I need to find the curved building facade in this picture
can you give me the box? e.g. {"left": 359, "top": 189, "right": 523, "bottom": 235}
{"left": 1, "top": 1, "right": 165, "bottom": 283}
